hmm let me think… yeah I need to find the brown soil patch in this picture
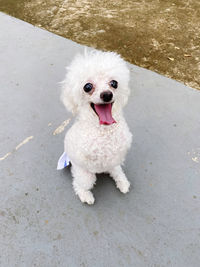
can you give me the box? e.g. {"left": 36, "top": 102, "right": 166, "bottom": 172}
{"left": 1, "top": 0, "right": 199, "bottom": 89}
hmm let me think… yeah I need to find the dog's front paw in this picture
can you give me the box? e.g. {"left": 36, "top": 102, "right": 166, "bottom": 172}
{"left": 116, "top": 179, "right": 130, "bottom": 194}
{"left": 78, "top": 190, "right": 95, "bottom": 205}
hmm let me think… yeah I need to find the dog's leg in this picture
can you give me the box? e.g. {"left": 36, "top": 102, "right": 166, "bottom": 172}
{"left": 109, "top": 165, "right": 130, "bottom": 194}
{"left": 71, "top": 164, "right": 96, "bottom": 205}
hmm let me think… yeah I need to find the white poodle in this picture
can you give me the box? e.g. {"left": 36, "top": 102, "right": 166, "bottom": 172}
{"left": 60, "top": 50, "right": 132, "bottom": 204}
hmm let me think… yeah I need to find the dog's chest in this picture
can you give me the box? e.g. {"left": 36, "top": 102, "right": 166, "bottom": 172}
{"left": 85, "top": 126, "right": 126, "bottom": 158}
{"left": 65, "top": 121, "right": 132, "bottom": 171}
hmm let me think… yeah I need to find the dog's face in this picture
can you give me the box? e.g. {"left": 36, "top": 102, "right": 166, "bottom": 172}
{"left": 83, "top": 78, "right": 117, "bottom": 125}
{"left": 61, "top": 50, "right": 130, "bottom": 125}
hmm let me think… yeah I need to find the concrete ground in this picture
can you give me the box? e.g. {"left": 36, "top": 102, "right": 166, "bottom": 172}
{"left": 0, "top": 13, "right": 200, "bottom": 267}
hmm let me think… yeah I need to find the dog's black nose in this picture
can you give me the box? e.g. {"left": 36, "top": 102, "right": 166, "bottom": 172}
{"left": 100, "top": 91, "right": 113, "bottom": 102}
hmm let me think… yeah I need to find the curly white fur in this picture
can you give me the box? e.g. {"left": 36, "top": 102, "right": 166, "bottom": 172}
{"left": 61, "top": 50, "right": 132, "bottom": 204}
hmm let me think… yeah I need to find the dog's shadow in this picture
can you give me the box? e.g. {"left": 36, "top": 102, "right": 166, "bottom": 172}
{"left": 62, "top": 167, "right": 116, "bottom": 194}
{"left": 95, "top": 173, "right": 115, "bottom": 190}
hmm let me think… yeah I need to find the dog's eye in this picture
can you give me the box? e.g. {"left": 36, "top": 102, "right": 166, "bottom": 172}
{"left": 110, "top": 80, "right": 118, "bottom": 89}
{"left": 83, "top": 83, "right": 93, "bottom": 93}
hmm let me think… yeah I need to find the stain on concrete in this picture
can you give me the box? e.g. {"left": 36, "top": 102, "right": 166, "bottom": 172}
{"left": 0, "top": 136, "right": 34, "bottom": 161}
{"left": 0, "top": 152, "right": 12, "bottom": 161}
{"left": 53, "top": 119, "right": 70, "bottom": 135}
{"left": 15, "top": 136, "right": 34, "bottom": 150}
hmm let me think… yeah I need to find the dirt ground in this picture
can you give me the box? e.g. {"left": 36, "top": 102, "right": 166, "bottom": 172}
{"left": 1, "top": 0, "right": 199, "bottom": 89}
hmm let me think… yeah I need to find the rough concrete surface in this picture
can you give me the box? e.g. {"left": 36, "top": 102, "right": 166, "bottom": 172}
{"left": 0, "top": 13, "right": 200, "bottom": 267}
{"left": 0, "top": 0, "right": 200, "bottom": 90}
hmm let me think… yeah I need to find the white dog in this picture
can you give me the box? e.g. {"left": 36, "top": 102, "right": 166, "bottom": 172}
{"left": 60, "top": 50, "right": 132, "bottom": 204}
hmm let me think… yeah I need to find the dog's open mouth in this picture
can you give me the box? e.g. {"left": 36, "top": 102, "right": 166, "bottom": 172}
{"left": 90, "top": 103, "right": 116, "bottom": 125}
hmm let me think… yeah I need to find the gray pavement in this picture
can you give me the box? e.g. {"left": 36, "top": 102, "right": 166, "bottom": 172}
{"left": 0, "top": 12, "right": 200, "bottom": 267}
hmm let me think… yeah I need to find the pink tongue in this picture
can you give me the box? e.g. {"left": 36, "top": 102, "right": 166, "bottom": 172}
{"left": 94, "top": 103, "right": 116, "bottom": 125}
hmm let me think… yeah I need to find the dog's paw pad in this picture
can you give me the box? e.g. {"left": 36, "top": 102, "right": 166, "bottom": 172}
{"left": 117, "top": 179, "right": 130, "bottom": 194}
{"left": 79, "top": 190, "right": 95, "bottom": 205}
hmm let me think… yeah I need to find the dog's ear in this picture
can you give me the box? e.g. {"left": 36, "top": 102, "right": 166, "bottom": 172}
{"left": 113, "top": 85, "right": 130, "bottom": 112}
{"left": 61, "top": 84, "right": 78, "bottom": 114}
{"left": 60, "top": 69, "right": 79, "bottom": 114}
{"left": 121, "top": 85, "right": 130, "bottom": 108}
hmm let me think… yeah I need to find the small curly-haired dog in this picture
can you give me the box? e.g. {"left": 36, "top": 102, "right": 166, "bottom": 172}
{"left": 61, "top": 50, "right": 132, "bottom": 204}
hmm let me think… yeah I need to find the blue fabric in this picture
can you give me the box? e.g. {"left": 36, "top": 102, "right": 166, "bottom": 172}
{"left": 57, "top": 152, "right": 70, "bottom": 170}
